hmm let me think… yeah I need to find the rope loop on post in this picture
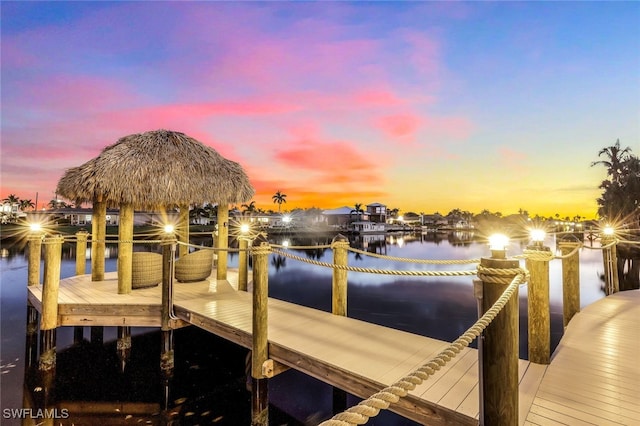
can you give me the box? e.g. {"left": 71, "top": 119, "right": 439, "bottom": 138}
{"left": 521, "top": 249, "right": 555, "bottom": 262}
{"left": 476, "top": 265, "right": 529, "bottom": 285}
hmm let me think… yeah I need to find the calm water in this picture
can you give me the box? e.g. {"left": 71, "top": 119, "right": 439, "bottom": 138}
{"left": 0, "top": 231, "right": 607, "bottom": 425}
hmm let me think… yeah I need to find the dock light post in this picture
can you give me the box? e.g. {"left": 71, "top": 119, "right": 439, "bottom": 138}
{"left": 27, "top": 222, "right": 44, "bottom": 286}
{"left": 526, "top": 229, "right": 551, "bottom": 364}
{"left": 601, "top": 225, "right": 619, "bottom": 295}
{"left": 161, "top": 224, "right": 177, "bottom": 379}
{"left": 477, "top": 233, "right": 520, "bottom": 426}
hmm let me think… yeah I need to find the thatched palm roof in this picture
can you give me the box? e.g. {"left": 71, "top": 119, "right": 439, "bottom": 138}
{"left": 57, "top": 130, "right": 254, "bottom": 209}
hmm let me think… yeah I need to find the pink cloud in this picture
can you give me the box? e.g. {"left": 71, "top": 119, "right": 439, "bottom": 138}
{"left": 375, "top": 114, "right": 422, "bottom": 141}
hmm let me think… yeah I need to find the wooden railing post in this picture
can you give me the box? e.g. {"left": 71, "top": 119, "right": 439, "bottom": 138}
{"left": 251, "top": 235, "right": 270, "bottom": 426}
{"left": 601, "top": 234, "right": 619, "bottom": 295}
{"left": 558, "top": 242, "right": 581, "bottom": 327}
{"left": 477, "top": 252, "right": 520, "bottom": 426}
{"left": 332, "top": 234, "right": 349, "bottom": 316}
{"left": 91, "top": 199, "right": 106, "bottom": 281}
{"left": 75, "top": 229, "right": 89, "bottom": 276}
{"left": 28, "top": 232, "right": 43, "bottom": 286}
{"left": 238, "top": 237, "right": 249, "bottom": 291}
{"left": 118, "top": 203, "right": 134, "bottom": 294}
{"left": 216, "top": 205, "right": 229, "bottom": 280}
{"left": 40, "top": 235, "right": 64, "bottom": 371}
{"left": 525, "top": 244, "right": 551, "bottom": 364}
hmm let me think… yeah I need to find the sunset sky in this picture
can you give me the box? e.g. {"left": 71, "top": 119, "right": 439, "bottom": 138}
{"left": 2, "top": 2, "right": 639, "bottom": 219}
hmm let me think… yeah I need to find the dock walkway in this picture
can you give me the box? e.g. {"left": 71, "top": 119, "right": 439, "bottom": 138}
{"left": 525, "top": 290, "right": 640, "bottom": 426}
{"left": 27, "top": 273, "right": 639, "bottom": 425}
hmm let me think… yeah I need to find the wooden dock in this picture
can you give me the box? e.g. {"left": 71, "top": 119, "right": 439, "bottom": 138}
{"left": 26, "top": 273, "right": 639, "bottom": 425}
{"left": 525, "top": 290, "right": 640, "bottom": 426}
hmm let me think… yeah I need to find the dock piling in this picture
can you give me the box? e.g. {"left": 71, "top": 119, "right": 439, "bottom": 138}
{"left": 75, "top": 229, "right": 89, "bottom": 276}
{"left": 559, "top": 242, "right": 581, "bottom": 326}
{"left": 331, "top": 234, "right": 349, "bottom": 316}
{"left": 39, "top": 235, "right": 64, "bottom": 372}
{"left": 238, "top": 237, "right": 249, "bottom": 291}
{"left": 28, "top": 232, "right": 43, "bottom": 286}
{"left": 525, "top": 244, "right": 552, "bottom": 364}
{"left": 477, "top": 253, "right": 520, "bottom": 426}
{"left": 91, "top": 199, "right": 106, "bottom": 281}
{"left": 216, "top": 205, "right": 229, "bottom": 280}
{"left": 251, "top": 235, "right": 270, "bottom": 426}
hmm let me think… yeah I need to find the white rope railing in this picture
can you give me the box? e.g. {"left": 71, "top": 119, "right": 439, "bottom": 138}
{"left": 271, "top": 248, "right": 477, "bottom": 277}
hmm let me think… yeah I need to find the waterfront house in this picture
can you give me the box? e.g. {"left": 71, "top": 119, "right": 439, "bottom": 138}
{"left": 321, "top": 206, "right": 354, "bottom": 229}
{"left": 366, "top": 202, "right": 387, "bottom": 223}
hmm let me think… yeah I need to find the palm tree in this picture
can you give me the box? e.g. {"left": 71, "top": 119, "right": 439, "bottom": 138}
{"left": 350, "top": 203, "right": 364, "bottom": 222}
{"left": 3, "top": 194, "right": 20, "bottom": 205}
{"left": 241, "top": 201, "right": 257, "bottom": 214}
{"left": 591, "top": 139, "right": 632, "bottom": 184}
{"left": 272, "top": 190, "right": 287, "bottom": 212}
{"left": 19, "top": 199, "right": 35, "bottom": 211}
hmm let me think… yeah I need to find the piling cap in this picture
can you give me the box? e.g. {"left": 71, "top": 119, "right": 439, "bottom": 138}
{"left": 332, "top": 234, "right": 349, "bottom": 243}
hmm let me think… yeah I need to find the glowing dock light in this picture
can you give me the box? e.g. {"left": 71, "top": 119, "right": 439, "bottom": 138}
{"left": 603, "top": 225, "right": 614, "bottom": 236}
{"left": 29, "top": 222, "right": 43, "bottom": 232}
{"left": 530, "top": 229, "right": 546, "bottom": 247}
{"left": 282, "top": 215, "right": 291, "bottom": 223}
{"left": 164, "top": 224, "right": 175, "bottom": 234}
{"left": 282, "top": 240, "right": 290, "bottom": 247}
{"left": 488, "top": 233, "right": 509, "bottom": 259}
{"left": 240, "top": 223, "right": 250, "bottom": 234}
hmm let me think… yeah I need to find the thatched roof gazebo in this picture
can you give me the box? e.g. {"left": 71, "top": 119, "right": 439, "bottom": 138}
{"left": 57, "top": 129, "right": 254, "bottom": 293}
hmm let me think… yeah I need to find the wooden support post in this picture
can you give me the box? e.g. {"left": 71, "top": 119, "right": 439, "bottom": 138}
{"left": 525, "top": 244, "right": 551, "bottom": 364}
{"left": 118, "top": 203, "right": 134, "bottom": 294}
{"left": 117, "top": 326, "right": 132, "bottom": 373}
{"left": 251, "top": 235, "right": 270, "bottom": 426}
{"left": 39, "top": 235, "right": 63, "bottom": 372}
{"left": 610, "top": 241, "right": 620, "bottom": 294}
{"left": 177, "top": 203, "right": 189, "bottom": 258}
{"left": 28, "top": 233, "right": 43, "bottom": 286}
{"left": 25, "top": 305, "right": 39, "bottom": 368}
{"left": 91, "top": 199, "right": 106, "bottom": 281}
{"left": 161, "top": 330, "right": 174, "bottom": 379}
{"left": 73, "top": 327, "right": 84, "bottom": 344}
{"left": 91, "top": 327, "right": 104, "bottom": 345}
{"left": 75, "top": 230, "right": 89, "bottom": 276}
{"left": 558, "top": 242, "right": 581, "bottom": 327}
{"left": 601, "top": 234, "right": 620, "bottom": 295}
{"left": 161, "top": 235, "right": 177, "bottom": 332}
{"left": 331, "top": 234, "right": 349, "bottom": 316}
{"left": 332, "top": 386, "right": 347, "bottom": 415}
{"left": 238, "top": 237, "right": 249, "bottom": 291}
{"left": 477, "top": 255, "right": 520, "bottom": 426}
{"left": 217, "top": 205, "right": 229, "bottom": 280}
